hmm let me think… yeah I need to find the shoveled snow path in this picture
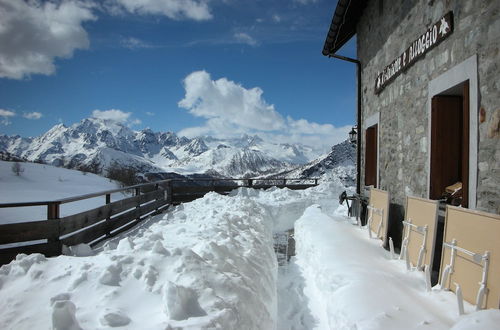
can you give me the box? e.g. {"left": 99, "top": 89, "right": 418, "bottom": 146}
{"left": 293, "top": 205, "right": 500, "bottom": 329}
{"left": 277, "top": 259, "right": 316, "bottom": 330}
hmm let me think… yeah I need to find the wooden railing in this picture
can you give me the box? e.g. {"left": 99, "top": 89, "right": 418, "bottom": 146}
{"left": 0, "top": 180, "right": 172, "bottom": 265}
{"left": 170, "top": 178, "right": 318, "bottom": 203}
{"left": 0, "top": 178, "right": 318, "bottom": 265}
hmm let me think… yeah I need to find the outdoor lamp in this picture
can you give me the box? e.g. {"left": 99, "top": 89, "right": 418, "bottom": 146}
{"left": 349, "top": 126, "right": 357, "bottom": 144}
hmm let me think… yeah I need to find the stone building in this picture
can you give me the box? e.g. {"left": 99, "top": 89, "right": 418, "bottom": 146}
{"left": 323, "top": 0, "right": 499, "bottom": 230}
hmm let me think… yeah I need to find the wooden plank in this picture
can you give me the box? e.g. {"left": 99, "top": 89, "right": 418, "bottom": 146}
{"left": 404, "top": 196, "right": 439, "bottom": 270}
{"left": 0, "top": 220, "right": 59, "bottom": 244}
{"left": 253, "top": 184, "right": 315, "bottom": 190}
{"left": 440, "top": 206, "right": 500, "bottom": 309}
{"left": 60, "top": 190, "right": 163, "bottom": 235}
{"left": 173, "top": 185, "right": 237, "bottom": 194}
{"left": 88, "top": 203, "right": 170, "bottom": 247}
{"left": 63, "top": 208, "right": 135, "bottom": 246}
{"left": 0, "top": 180, "right": 171, "bottom": 208}
{"left": 368, "top": 187, "right": 390, "bottom": 245}
{"left": 61, "top": 220, "right": 108, "bottom": 247}
{"left": 0, "top": 241, "right": 61, "bottom": 266}
{"left": 285, "top": 184, "right": 316, "bottom": 190}
{"left": 98, "top": 201, "right": 170, "bottom": 245}
{"left": 61, "top": 199, "right": 168, "bottom": 246}
{"left": 172, "top": 194, "right": 206, "bottom": 204}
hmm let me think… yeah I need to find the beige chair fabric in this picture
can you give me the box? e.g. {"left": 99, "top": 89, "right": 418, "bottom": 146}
{"left": 440, "top": 206, "right": 500, "bottom": 309}
{"left": 403, "top": 197, "right": 439, "bottom": 270}
{"left": 367, "top": 188, "right": 390, "bottom": 245}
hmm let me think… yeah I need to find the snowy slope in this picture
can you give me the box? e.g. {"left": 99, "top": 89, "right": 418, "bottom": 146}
{"left": 0, "top": 118, "right": 323, "bottom": 178}
{"left": 270, "top": 140, "right": 356, "bottom": 186}
{"left": 0, "top": 161, "right": 129, "bottom": 225}
{"left": 1, "top": 179, "right": 499, "bottom": 329}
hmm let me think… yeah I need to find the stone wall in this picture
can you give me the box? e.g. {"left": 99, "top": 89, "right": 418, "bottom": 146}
{"left": 357, "top": 0, "right": 500, "bottom": 214}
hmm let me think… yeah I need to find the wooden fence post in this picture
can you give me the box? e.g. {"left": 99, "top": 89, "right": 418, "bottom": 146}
{"left": 166, "top": 182, "right": 172, "bottom": 204}
{"left": 105, "top": 194, "right": 111, "bottom": 237}
{"left": 155, "top": 184, "right": 160, "bottom": 213}
{"left": 135, "top": 188, "right": 141, "bottom": 221}
{"left": 47, "top": 202, "right": 62, "bottom": 256}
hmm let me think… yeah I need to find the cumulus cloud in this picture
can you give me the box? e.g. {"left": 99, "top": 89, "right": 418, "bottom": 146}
{"left": 0, "top": 108, "right": 16, "bottom": 125}
{"left": 179, "top": 71, "right": 285, "bottom": 132}
{"left": 0, "top": 0, "right": 96, "bottom": 80}
{"left": 178, "top": 71, "right": 350, "bottom": 151}
{"left": 23, "top": 112, "right": 43, "bottom": 120}
{"left": 234, "top": 32, "right": 259, "bottom": 46}
{"left": 92, "top": 109, "right": 131, "bottom": 123}
{"left": 109, "top": 0, "right": 212, "bottom": 20}
{"left": 91, "top": 109, "right": 142, "bottom": 127}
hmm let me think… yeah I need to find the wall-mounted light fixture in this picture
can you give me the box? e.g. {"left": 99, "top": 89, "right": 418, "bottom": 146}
{"left": 349, "top": 126, "right": 357, "bottom": 144}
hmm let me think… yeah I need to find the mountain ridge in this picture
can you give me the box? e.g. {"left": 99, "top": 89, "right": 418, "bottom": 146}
{"left": 1, "top": 117, "right": 355, "bottom": 182}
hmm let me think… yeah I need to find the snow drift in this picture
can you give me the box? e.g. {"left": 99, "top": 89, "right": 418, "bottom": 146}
{"left": 1, "top": 173, "right": 499, "bottom": 329}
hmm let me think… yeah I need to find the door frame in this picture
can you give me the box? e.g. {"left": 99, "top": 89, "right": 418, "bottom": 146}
{"left": 427, "top": 55, "right": 478, "bottom": 209}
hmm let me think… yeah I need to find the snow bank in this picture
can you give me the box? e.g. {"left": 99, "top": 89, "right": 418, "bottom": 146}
{"left": 0, "top": 161, "right": 128, "bottom": 224}
{"left": 0, "top": 192, "right": 277, "bottom": 329}
{"left": 294, "top": 205, "right": 500, "bottom": 329}
{"left": 230, "top": 178, "right": 349, "bottom": 232}
{"left": 2, "top": 174, "right": 499, "bottom": 329}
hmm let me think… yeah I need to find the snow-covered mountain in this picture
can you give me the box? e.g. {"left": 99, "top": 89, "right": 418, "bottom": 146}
{"left": 0, "top": 118, "right": 327, "bottom": 178}
{"left": 270, "top": 140, "right": 356, "bottom": 186}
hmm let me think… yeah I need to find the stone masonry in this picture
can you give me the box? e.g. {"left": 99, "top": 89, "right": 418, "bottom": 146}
{"left": 357, "top": 0, "right": 500, "bottom": 214}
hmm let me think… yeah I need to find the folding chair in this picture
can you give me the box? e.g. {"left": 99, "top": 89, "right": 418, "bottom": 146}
{"left": 366, "top": 188, "right": 390, "bottom": 246}
{"left": 439, "top": 206, "right": 500, "bottom": 311}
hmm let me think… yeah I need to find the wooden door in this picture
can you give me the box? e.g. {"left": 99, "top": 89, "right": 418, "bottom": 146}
{"left": 365, "top": 125, "right": 378, "bottom": 187}
{"left": 430, "top": 95, "right": 465, "bottom": 202}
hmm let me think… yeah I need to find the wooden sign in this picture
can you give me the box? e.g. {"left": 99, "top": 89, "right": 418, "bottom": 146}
{"left": 375, "top": 11, "right": 454, "bottom": 94}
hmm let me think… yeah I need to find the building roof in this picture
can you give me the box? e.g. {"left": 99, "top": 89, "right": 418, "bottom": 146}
{"left": 322, "top": 0, "right": 367, "bottom": 56}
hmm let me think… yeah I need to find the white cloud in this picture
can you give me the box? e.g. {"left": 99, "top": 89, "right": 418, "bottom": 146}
{"left": 178, "top": 71, "right": 284, "bottom": 132}
{"left": 0, "top": 0, "right": 96, "bottom": 80}
{"left": 22, "top": 112, "right": 43, "bottom": 120}
{"left": 110, "top": 0, "right": 212, "bottom": 20}
{"left": 0, "top": 108, "right": 16, "bottom": 125}
{"left": 272, "top": 14, "right": 281, "bottom": 23}
{"left": 294, "top": 0, "right": 319, "bottom": 4}
{"left": 146, "top": 111, "right": 155, "bottom": 116}
{"left": 91, "top": 109, "right": 142, "bottom": 127}
{"left": 121, "top": 37, "right": 154, "bottom": 49}
{"left": 92, "top": 109, "right": 131, "bottom": 123}
{"left": 234, "top": 32, "right": 258, "bottom": 46}
{"left": 178, "top": 71, "right": 350, "bottom": 152}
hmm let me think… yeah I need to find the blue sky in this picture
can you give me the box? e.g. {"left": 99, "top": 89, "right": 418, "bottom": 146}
{"left": 0, "top": 0, "right": 356, "bottom": 149}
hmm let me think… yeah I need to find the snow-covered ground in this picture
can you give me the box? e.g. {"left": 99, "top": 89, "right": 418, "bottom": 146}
{"left": 0, "top": 161, "right": 129, "bottom": 225}
{"left": 1, "top": 169, "right": 499, "bottom": 329}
